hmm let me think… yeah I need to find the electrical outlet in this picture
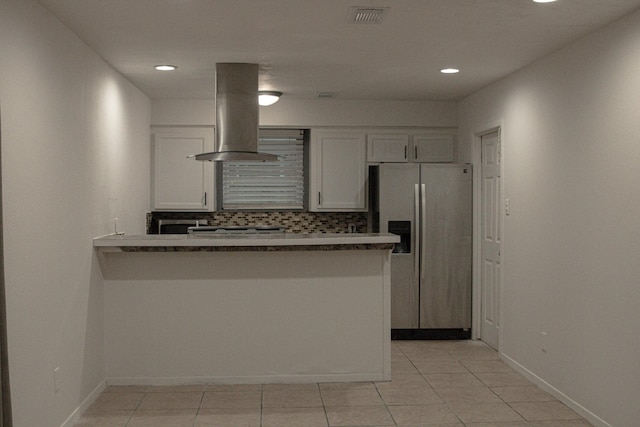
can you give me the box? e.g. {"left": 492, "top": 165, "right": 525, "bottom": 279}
{"left": 541, "top": 331, "right": 548, "bottom": 353}
{"left": 505, "top": 198, "right": 511, "bottom": 216}
{"left": 348, "top": 224, "right": 357, "bottom": 233}
{"left": 53, "top": 367, "right": 61, "bottom": 393}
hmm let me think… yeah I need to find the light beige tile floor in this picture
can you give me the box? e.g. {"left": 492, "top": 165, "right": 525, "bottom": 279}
{"left": 74, "top": 340, "right": 592, "bottom": 426}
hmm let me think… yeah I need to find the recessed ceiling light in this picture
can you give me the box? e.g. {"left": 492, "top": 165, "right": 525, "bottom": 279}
{"left": 154, "top": 65, "right": 177, "bottom": 71}
{"left": 440, "top": 68, "right": 460, "bottom": 74}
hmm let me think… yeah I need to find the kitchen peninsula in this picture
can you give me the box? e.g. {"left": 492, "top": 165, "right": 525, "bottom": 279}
{"left": 93, "top": 233, "right": 398, "bottom": 386}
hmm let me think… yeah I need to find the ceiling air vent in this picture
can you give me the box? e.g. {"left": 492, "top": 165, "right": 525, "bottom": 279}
{"left": 347, "top": 7, "right": 388, "bottom": 24}
{"left": 316, "top": 92, "right": 337, "bottom": 99}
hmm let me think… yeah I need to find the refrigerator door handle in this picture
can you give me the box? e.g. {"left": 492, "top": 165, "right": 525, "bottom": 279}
{"left": 414, "top": 183, "right": 420, "bottom": 279}
{"left": 420, "top": 183, "right": 427, "bottom": 280}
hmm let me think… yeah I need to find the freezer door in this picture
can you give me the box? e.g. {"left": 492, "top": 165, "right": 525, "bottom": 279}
{"left": 379, "top": 164, "right": 420, "bottom": 329}
{"left": 419, "top": 164, "right": 473, "bottom": 329}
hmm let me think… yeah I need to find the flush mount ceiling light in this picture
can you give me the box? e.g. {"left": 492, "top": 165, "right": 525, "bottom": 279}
{"left": 258, "top": 91, "right": 282, "bottom": 106}
{"left": 154, "top": 65, "right": 177, "bottom": 71}
{"left": 440, "top": 68, "right": 460, "bottom": 74}
{"left": 532, "top": 0, "right": 557, "bottom": 3}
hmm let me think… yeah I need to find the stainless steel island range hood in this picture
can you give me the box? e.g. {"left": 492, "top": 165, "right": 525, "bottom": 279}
{"left": 190, "top": 63, "right": 278, "bottom": 162}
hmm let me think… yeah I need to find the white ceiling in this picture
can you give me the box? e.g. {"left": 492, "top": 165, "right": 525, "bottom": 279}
{"left": 37, "top": 0, "right": 640, "bottom": 101}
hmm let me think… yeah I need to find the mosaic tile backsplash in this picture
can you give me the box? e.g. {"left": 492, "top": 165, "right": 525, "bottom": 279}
{"left": 147, "top": 211, "right": 369, "bottom": 234}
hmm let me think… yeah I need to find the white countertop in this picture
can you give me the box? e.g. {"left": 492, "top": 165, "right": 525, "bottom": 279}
{"left": 93, "top": 232, "right": 399, "bottom": 249}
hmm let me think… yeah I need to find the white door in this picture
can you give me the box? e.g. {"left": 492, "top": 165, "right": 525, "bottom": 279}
{"left": 480, "top": 130, "right": 501, "bottom": 349}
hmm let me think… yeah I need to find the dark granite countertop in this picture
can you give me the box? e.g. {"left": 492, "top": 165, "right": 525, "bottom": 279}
{"left": 93, "top": 233, "right": 399, "bottom": 252}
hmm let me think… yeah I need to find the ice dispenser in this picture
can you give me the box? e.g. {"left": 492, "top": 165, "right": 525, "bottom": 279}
{"left": 388, "top": 221, "right": 411, "bottom": 254}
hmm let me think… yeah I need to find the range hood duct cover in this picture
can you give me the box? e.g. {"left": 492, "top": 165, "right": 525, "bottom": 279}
{"left": 193, "top": 63, "right": 278, "bottom": 162}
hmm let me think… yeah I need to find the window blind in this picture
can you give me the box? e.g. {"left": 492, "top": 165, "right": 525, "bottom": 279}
{"left": 222, "top": 129, "right": 305, "bottom": 210}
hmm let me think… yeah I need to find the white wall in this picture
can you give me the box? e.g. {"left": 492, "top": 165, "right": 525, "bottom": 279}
{"left": 0, "top": 0, "right": 150, "bottom": 426}
{"left": 151, "top": 98, "right": 458, "bottom": 128}
{"left": 459, "top": 9, "right": 640, "bottom": 427}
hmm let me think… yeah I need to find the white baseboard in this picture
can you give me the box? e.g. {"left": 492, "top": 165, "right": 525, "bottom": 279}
{"left": 500, "top": 352, "right": 610, "bottom": 427}
{"left": 107, "top": 372, "right": 387, "bottom": 387}
{"left": 59, "top": 379, "right": 108, "bottom": 427}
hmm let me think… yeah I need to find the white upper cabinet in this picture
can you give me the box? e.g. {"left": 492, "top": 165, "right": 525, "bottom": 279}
{"left": 367, "top": 134, "right": 410, "bottom": 163}
{"left": 310, "top": 131, "right": 367, "bottom": 211}
{"left": 412, "top": 134, "right": 455, "bottom": 163}
{"left": 151, "top": 127, "right": 215, "bottom": 211}
{"left": 367, "top": 132, "right": 455, "bottom": 163}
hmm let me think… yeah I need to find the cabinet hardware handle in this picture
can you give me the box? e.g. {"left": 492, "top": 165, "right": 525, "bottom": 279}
{"left": 318, "top": 191, "right": 321, "bottom": 205}
{"left": 204, "top": 192, "right": 207, "bottom": 206}
{"left": 414, "top": 146, "right": 418, "bottom": 160}
{"left": 404, "top": 145, "right": 407, "bottom": 159}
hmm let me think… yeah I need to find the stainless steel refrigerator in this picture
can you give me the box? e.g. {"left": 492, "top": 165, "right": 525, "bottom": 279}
{"left": 375, "top": 163, "right": 472, "bottom": 339}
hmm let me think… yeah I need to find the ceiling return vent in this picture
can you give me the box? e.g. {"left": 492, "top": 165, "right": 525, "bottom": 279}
{"left": 347, "top": 7, "right": 388, "bottom": 24}
{"left": 316, "top": 92, "right": 337, "bottom": 99}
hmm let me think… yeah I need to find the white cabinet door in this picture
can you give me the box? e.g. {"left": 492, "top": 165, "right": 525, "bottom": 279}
{"left": 412, "top": 134, "right": 455, "bottom": 163}
{"left": 152, "top": 127, "right": 215, "bottom": 211}
{"left": 310, "top": 131, "right": 367, "bottom": 211}
{"left": 367, "top": 134, "right": 409, "bottom": 162}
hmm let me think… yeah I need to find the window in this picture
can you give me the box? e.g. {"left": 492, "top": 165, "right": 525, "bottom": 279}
{"left": 220, "top": 129, "right": 307, "bottom": 210}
